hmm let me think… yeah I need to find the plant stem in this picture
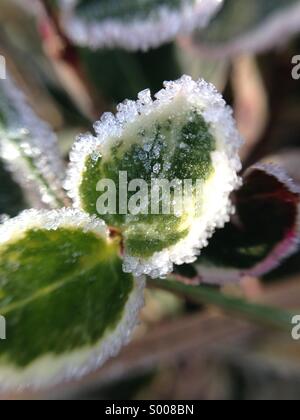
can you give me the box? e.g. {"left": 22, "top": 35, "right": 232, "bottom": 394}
{"left": 149, "top": 277, "right": 296, "bottom": 331}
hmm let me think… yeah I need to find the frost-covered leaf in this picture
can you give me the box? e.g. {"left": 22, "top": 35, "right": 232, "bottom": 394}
{"left": 66, "top": 76, "right": 242, "bottom": 278}
{"left": 0, "top": 75, "right": 67, "bottom": 208}
{"left": 58, "top": 0, "right": 224, "bottom": 51}
{"left": 191, "top": 0, "right": 300, "bottom": 57}
{"left": 195, "top": 164, "right": 300, "bottom": 284}
{"left": 0, "top": 209, "right": 144, "bottom": 390}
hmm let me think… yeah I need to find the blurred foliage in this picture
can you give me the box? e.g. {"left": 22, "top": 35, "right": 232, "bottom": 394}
{"left": 195, "top": 0, "right": 298, "bottom": 44}
{"left": 0, "top": 160, "right": 26, "bottom": 216}
{"left": 79, "top": 43, "right": 182, "bottom": 105}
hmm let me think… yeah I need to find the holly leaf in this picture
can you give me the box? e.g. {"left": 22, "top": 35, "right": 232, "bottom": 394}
{"left": 195, "top": 164, "right": 300, "bottom": 284}
{"left": 190, "top": 0, "right": 300, "bottom": 57}
{"left": 0, "top": 209, "right": 144, "bottom": 390}
{"left": 57, "top": 0, "right": 223, "bottom": 51}
{"left": 66, "top": 76, "right": 242, "bottom": 278}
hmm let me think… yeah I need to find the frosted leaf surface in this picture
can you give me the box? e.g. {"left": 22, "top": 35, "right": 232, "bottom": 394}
{"left": 67, "top": 75, "right": 242, "bottom": 278}
{"left": 195, "top": 164, "right": 300, "bottom": 284}
{"left": 0, "top": 75, "right": 67, "bottom": 208}
{"left": 0, "top": 208, "right": 145, "bottom": 390}
{"left": 58, "top": 0, "right": 224, "bottom": 51}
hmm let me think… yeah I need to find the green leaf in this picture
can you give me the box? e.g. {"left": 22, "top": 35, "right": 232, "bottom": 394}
{"left": 79, "top": 43, "right": 182, "bottom": 105}
{"left": 0, "top": 209, "right": 144, "bottom": 390}
{"left": 58, "top": 0, "right": 223, "bottom": 51}
{"left": 66, "top": 76, "right": 242, "bottom": 278}
{"left": 195, "top": 164, "right": 300, "bottom": 284}
{"left": 191, "top": 0, "right": 300, "bottom": 57}
{"left": 0, "top": 75, "right": 68, "bottom": 209}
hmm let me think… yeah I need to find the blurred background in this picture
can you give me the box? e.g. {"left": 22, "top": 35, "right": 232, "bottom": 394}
{"left": 1, "top": 0, "right": 300, "bottom": 400}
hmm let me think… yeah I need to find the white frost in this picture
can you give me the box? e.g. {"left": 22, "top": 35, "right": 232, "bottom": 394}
{"left": 0, "top": 208, "right": 107, "bottom": 245}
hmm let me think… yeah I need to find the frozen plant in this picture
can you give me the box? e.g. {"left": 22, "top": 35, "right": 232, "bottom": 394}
{"left": 0, "top": 0, "right": 300, "bottom": 395}
{"left": 0, "top": 73, "right": 299, "bottom": 391}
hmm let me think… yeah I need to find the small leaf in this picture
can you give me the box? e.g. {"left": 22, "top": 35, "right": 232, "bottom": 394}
{"left": 0, "top": 74, "right": 68, "bottom": 208}
{"left": 190, "top": 0, "right": 300, "bottom": 57}
{"left": 66, "top": 75, "right": 242, "bottom": 278}
{"left": 0, "top": 208, "right": 144, "bottom": 390}
{"left": 195, "top": 164, "right": 300, "bottom": 284}
{"left": 58, "top": 0, "right": 223, "bottom": 51}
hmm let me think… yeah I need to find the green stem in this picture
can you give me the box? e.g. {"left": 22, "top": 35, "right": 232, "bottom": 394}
{"left": 149, "top": 278, "right": 296, "bottom": 331}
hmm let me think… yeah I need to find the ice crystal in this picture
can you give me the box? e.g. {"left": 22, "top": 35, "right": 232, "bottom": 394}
{"left": 59, "top": 0, "right": 224, "bottom": 51}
